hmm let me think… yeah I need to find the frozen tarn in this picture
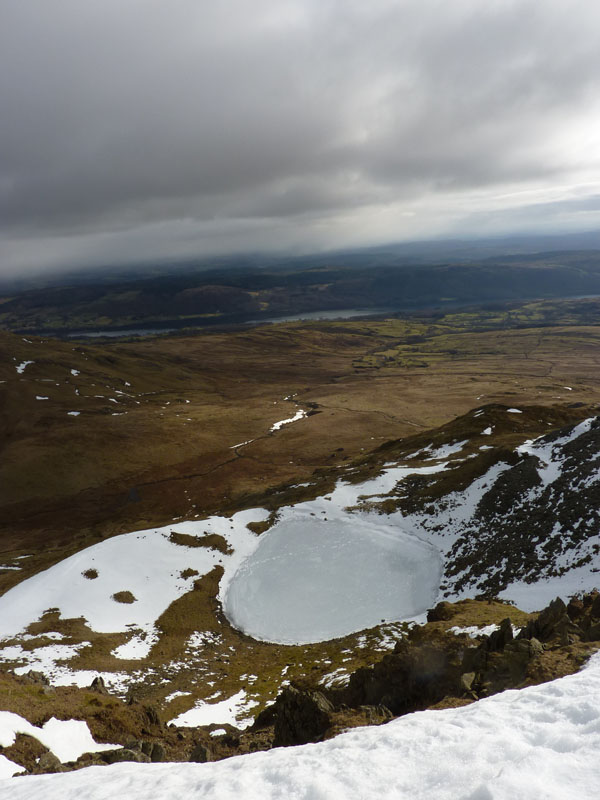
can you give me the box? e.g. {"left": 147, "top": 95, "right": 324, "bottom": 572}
{"left": 0, "top": 712, "right": 117, "bottom": 763}
{"left": 15, "top": 361, "right": 34, "bottom": 374}
{"left": 168, "top": 690, "right": 258, "bottom": 730}
{"left": 3, "top": 653, "right": 600, "bottom": 799}
{"left": 224, "top": 515, "right": 441, "bottom": 644}
{"left": 70, "top": 369, "right": 80, "bottom": 376}
{"left": 269, "top": 409, "right": 306, "bottom": 432}
{"left": 482, "top": 426, "right": 493, "bottom": 435}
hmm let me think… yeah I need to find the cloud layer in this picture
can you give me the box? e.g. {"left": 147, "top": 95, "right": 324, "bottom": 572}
{"left": 2, "top": 0, "right": 600, "bottom": 274}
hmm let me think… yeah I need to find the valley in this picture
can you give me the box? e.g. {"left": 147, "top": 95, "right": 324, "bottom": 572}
{"left": 0, "top": 294, "right": 599, "bottom": 777}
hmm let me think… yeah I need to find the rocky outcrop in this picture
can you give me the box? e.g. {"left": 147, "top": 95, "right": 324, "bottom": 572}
{"left": 269, "top": 686, "right": 334, "bottom": 747}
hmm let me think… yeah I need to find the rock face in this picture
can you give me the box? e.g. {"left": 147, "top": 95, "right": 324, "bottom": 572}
{"left": 340, "top": 639, "right": 463, "bottom": 716}
{"left": 445, "top": 417, "right": 600, "bottom": 596}
{"left": 270, "top": 686, "right": 334, "bottom": 747}
{"left": 367, "top": 410, "right": 600, "bottom": 599}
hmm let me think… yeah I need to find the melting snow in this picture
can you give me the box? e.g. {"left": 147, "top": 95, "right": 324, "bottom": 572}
{"left": 270, "top": 409, "right": 307, "bottom": 432}
{"left": 168, "top": 690, "right": 258, "bottom": 729}
{"left": 0, "top": 711, "right": 117, "bottom": 763}
{"left": 507, "top": 408, "right": 523, "bottom": 413}
{"left": 15, "top": 361, "right": 34, "bottom": 374}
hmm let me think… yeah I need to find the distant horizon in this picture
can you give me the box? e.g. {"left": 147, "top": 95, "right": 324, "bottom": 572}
{"left": 3, "top": 2, "right": 600, "bottom": 281}
{"left": 4, "top": 227, "right": 600, "bottom": 292}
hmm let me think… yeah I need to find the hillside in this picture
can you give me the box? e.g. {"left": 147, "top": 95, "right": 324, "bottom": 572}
{"left": 2, "top": 252, "right": 600, "bottom": 334}
{"left": 0, "top": 297, "right": 599, "bottom": 791}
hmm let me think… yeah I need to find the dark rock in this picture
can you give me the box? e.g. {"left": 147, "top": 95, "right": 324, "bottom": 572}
{"left": 102, "top": 748, "right": 151, "bottom": 764}
{"left": 89, "top": 676, "right": 108, "bottom": 694}
{"left": 585, "top": 622, "right": 600, "bottom": 642}
{"left": 485, "top": 618, "right": 513, "bottom": 652}
{"left": 518, "top": 597, "right": 572, "bottom": 642}
{"left": 144, "top": 706, "right": 162, "bottom": 727}
{"left": 567, "top": 597, "right": 585, "bottom": 620}
{"left": 272, "top": 686, "right": 334, "bottom": 747}
{"left": 150, "top": 743, "right": 165, "bottom": 763}
{"left": 427, "top": 602, "right": 456, "bottom": 622}
{"left": 189, "top": 743, "right": 212, "bottom": 763}
{"left": 340, "top": 641, "right": 461, "bottom": 718}
{"left": 37, "top": 752, "right": 65, "bottom": 773}
{"left": 23, "top": 671, "right": 49, "bottom": 686}
{"left": 141, "top": 741, "right": 153, "bottom": 757}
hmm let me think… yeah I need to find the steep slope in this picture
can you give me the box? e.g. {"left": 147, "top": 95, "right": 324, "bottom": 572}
{"left": 353, "top": 408, "right": 600, "bottom": 605}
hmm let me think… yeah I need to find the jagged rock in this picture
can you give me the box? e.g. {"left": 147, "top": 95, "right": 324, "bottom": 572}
{"left": 272, "top": 686, "right": 334, "bottom": 747}
{"left": 189, "top": 743, "right": 212, "bottom": 763}
{"left": 567, "top": 597, "right": 585, "bottom": 620}
{"left": 485, "top": 618, "right": 513, "bottom": 652}
{"left": 340, "top": 640, "right": 462, "bottom": 717}
{"left": 518, "top": 597, "right": 583, "bottom": 644}
{"left": 101, "top": 748, "right": 151, "bottom": 764}
{"left": 89, "top": 676, "right": 108, "bottom": 694}
{"left": 585, "top": 623, "right": 600, "bottom": 642}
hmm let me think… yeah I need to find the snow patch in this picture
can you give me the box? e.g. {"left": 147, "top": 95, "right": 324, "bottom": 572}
{"left": 0, "top": 711, "right": 117, "bottom": 763}
{"left": 270, "top": 409, "right": 307, "bottom": 432}
{"left": 168, "top": 690, "right": 258, "bottom": 730}
{"left": 15, "top": 361, "right": 34, "bottom": 374}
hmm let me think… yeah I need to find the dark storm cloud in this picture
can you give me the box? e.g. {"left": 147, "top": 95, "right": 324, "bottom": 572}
{"left": 2, "top": 0, "right": 600, "bottom": 274}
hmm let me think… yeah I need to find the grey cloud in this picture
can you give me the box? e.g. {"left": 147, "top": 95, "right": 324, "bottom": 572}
{"left": 2, "top": 0, "right": 600, "bottom": 274}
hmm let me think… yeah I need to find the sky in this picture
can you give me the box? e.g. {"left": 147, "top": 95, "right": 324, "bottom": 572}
{"left": 2, "top": 0, "right": 600, "bottom": 278}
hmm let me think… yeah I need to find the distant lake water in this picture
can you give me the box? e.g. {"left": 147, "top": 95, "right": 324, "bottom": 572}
{"left": 63, "top": 308, "right": 397, "bottom": 339}
{"left": 249, "top": 307, "right": 396, "bottom": 324}
{"left": 66, "top": 327, "right": 176, "bottom": 339}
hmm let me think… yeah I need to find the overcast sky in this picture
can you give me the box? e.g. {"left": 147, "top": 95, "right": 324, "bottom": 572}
{"left": 2, "top": 0, "right": 600, "bottom": 277}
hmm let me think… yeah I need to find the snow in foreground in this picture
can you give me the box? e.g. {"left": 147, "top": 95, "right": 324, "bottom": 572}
{"left": 2, "top": 653, "right": 600, "bottom": 799}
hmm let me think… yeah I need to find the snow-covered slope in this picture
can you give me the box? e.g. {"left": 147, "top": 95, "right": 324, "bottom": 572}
{"left": 2, "top": 652, "right": 599, "bottom": 799}
{"left": 356, "top": 412, "right": 600, "bottom": 607}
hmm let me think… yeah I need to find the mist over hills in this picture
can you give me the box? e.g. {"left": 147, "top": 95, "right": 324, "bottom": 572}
{"left": 3, "top": 244, "right": 600, "bottom": 336}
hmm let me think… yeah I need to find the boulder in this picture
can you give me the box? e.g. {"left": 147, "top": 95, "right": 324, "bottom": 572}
{"left": 189, "top": 743, "right": 212, "bottom": 763}
{"left": 101, "top": 748, "right": 151, "bottom": 764}
{"left": 272, "top": 686, "right": 334, "bottom": 747}
{"left": 427, "top": 602, "right": 456, "bottom": 622}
